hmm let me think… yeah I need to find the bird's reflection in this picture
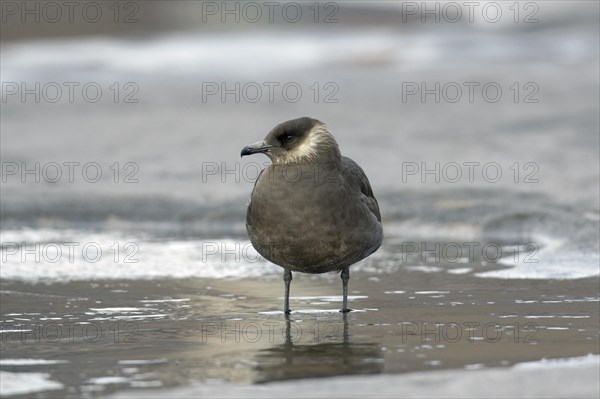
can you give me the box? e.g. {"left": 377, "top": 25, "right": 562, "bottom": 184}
{"left": 253, "top": 314, "right": 383, "bottom": 383}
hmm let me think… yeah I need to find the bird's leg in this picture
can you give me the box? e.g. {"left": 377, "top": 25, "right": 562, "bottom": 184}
{"left": 340, "top": 266, "right": 352, "bottom": 313}
{"left": 284, "top": 313, "right": 292, "bottom": 344}
{"left": 283, "top": 268, "right": 292, "bottom": 314}
{"left": 342, "top": 311, "right": 349, "bottom": 344}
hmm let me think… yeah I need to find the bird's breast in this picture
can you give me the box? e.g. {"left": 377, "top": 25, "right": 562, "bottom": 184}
{"left": 246, "top": 164, "right": 382, "bottom": 272}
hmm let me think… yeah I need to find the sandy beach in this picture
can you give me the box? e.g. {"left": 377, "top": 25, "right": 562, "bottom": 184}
{"left": 1, "top": 1, "right": 599, "bottom": 398}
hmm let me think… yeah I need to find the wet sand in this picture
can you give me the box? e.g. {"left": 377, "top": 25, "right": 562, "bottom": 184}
{"left": 1, "top": 267, "right": 598, "bottom": 398}
{"left": 109, "top": 357, "right": 600, "bottom": 398}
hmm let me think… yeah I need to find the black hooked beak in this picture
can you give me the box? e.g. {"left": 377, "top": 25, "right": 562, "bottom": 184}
{"left": 240, "top": 141, "right": 273, "bottom": 157}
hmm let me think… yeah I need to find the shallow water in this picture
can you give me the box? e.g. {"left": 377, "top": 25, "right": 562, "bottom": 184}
{"left": 1, "top": 1, "right": 599, "bottom": 397}
{"left": 2, "top": 266, "right": 599, "bottom": 398}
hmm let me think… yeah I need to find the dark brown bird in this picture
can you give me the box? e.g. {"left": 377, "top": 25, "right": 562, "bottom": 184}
{"left": 241, "top": 117, "right": 383, "bottom": 313}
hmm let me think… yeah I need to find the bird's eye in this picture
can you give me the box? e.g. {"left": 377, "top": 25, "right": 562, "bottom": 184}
{"left": 282, "top": 135, "right": 294, "bottom": 143}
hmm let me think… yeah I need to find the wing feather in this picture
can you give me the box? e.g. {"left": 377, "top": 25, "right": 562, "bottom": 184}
{"left": 340, "top": 156, "right": 382, "bottom": 222}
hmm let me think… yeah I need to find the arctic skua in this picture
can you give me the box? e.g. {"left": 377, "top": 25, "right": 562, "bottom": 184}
{"left": 241, "top": 117, "right": 383, "bottom": 313}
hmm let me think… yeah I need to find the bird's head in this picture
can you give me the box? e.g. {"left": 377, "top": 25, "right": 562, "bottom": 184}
{"left": 240, "top": 117, "right": 341, "bottom": 165}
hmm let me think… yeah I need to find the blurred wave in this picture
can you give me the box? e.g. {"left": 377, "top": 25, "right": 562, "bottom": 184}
{"left": 1, "top": 1, "right": 598, "bottom": 283}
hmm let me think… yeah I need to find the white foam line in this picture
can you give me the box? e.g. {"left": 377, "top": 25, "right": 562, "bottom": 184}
{"left": 2, "top": 229, "right": 598, "bottom": 282}
{"left": 90, "top": 308, "right": 156, "bottom": 314}
{"left": 0, "top": 232, "right": 281, "bottom": 282}
{"left": 415, "top": 291, "right": 450, "bottom": 295}
{"left": 476, "top": 241, "right": 600, "bottom": 280}
{"left": 465, "top": 363, "right": 485, "bottom": 370}
{"left": 447, "top": 268, "right": 473, "bottom": 275}
{"left": 513, "top": 354, "right": 600, "bottom": 370}
{"left": 138, "top": 299, "right": 191, "bottom": 303}
{"left": 0, "top": 371, "right": 63, "bottom": 396}
{"left": 130, "top": 380, "right": 163, "bottom": 388}
{"left": 113, "top": 314, "right": 168, "bottom": 319}
{"left": 406, "top": 266, "right": 444, "bottom": 273}
{"left": 0, "top": 31, "right": 431, "bottom": 82}
{"left": 86, "top": 376, "right": 130, "bottom": 385}
{"left": 0, "top": 359, "right": 69, "bottom": 366}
